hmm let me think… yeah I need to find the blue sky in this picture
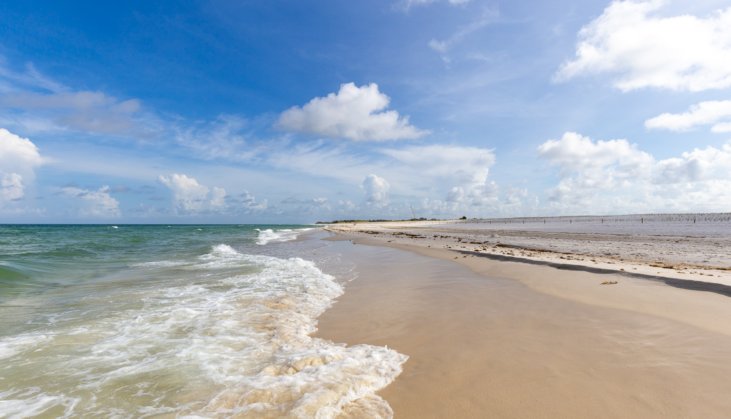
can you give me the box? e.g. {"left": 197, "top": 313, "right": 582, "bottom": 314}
{"left": 1, "top": 0, "right": 731, "bottom": 223}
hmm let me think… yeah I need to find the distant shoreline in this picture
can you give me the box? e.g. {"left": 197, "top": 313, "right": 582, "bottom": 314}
{"left": 323, "top": 217, "right": 731, "bottom": 289}
{"left": 318, "top": 211, "right": 731, "bottom": 225}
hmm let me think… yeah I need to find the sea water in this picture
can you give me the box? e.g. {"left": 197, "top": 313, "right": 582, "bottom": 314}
{"left": 0, "top": 225, "right": 407, "bottom": 418}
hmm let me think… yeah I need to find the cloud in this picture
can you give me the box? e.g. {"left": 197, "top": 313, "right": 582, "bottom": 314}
{"left": 265, "top": 140, "right": 372, "bottom": 185}
{"left": 159, "top": 173, "right": 228, "bottom": 213}
{"left": 0, "top": 128, "right": 43, "bottom": 203}
{"left": 362, "top": 174, "right": 390, "bottom": 207}
{"left": 653, "top": 143, "right": 731, "bottom": 184}
{"left": 277, "top": 82, "right": 428, "bottom": 141}
{"left": 645, "top": 100, "right": 731, "bottom": 132}
{"left": 537, "top": 132, "right": 654, "bottom": 204}
{"left": 3, "top": 91, "right": 139, "bottom": 112}
{"left": 0, "top": 90, "right": 149, "bottom": 136}
{"left": 210, "top": 186, "right": 226, "bottom": 208}
{"left": 537, "top": 132, "right": 653, "bottom": 179}
{"left": 264, "top": 141, "right": 501, "bottom": 213}
{"left": 61, "top": 185, "right": 121, "bottom": 217}
{"left": 444, "top": 180, "right": 498, "bottom": 207}
{"left": 277, "top": 196, "right": 330, "bottom": 214}
{"left": 537, "top": 132, "right": 731, "bottom": 213}
{"left": 382, "top": 144, "right": 499, "bottom": 208}
{"left": 428, "top": 7, "right": 500, "bottom": 57}
{"left": 227, "top": 190, "right": 268, "bottom": 212}
{"left": 1, "top": 173, "right": 24, "bottom": 201}
{"left": 0, "top": 60, "right": 158, "bottom": 137}
{"left": 556, "top": 1, "right": 731, "bottom": 91}
{"left": 381, "top": 144, "right": 495, "bottom": 184}
{"left": 174, "top": 115, "right": 261, "bottom": 161}
{"left": 0, "top": 61, "right": 66, "bottom": 93}
{"left": 712, "top": 122, "right": 731, "bottom": 133}
{"left": 0, "top": 128, "right": 43, "bottom": 174}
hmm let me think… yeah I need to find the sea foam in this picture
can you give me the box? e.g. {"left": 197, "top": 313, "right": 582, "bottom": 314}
{"left": 256, "top": 228, "right": 312, "bottom": 245}
{"left": 0, "top": 243, "right": 407, "bottom": 418}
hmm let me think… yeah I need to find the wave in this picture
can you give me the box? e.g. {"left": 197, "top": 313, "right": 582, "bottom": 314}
{"left": 0, "top": 243, "right": 407, "bottom": 418}
{"left": 256, "top": 227, "right": 313, "bottom": 245}
{"left": 130, "top": 260, "right": 188, "bottom": 268}
{"left": 0, "top": 264, "right": 29, "bottom": 282}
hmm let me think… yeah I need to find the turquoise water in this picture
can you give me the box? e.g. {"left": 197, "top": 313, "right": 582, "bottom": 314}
{"left": 0, "top": 225, "right": 406, "bottom": 418}
{"left": 0, "top": 225, "right": 300, "bottom": 301}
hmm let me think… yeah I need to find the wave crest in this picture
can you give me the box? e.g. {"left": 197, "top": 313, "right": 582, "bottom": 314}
{"left": 256, "top": 228, "right": 312, "bottom": 245}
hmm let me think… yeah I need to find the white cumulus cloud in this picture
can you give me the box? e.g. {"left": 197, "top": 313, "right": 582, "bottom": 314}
{"left": 61, "top": 185, "right": 121, "bottom": 217}
{"left": 362, "top": 174, "right": 391, "bottom": 207}
{"left": 0, "top": 128, "right": 43, "bottom": 175}
{"left": 712, "top": 122, "right": 731, "bottom": 133}
{"left": 381, "top": 144, "right": 498, "bottom": 207}
{"left": 538, "top": 132, "right": 731, "bottom": 213}
{"left": 0, "top": 128, "right": 43, "bottom": 203}
{"left": 277, "top": 82, "right": 428, "bottom": 141}
{"left": 556, "top": 1, "right": 731, "bottom": 91}
{"left": 231, "top": 191, "right": 267, "bottom": 212}
{"left": 159, "top": 173, "right": 228, "bottom": 213}
{"left": 1, "top": 173, "right": 24, "bottom": 201}
{"left": 645, "top": 100, "right": 731, "bottom": 132}
{"left": 537, "top": 132, "right": 653, "bottom": 179}
{"left": 653, "top": 143, "right": 731, "bottom": 184}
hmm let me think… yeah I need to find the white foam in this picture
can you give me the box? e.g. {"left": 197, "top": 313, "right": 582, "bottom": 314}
{"left": 0, "top": 390, "right": 78, "bottom": 418}
{"left": 256, "top": 228, "right": 313, "bottom": 245}
{"left": 209, "top": 243, "right": 240, "bottom": 257}
{"left": 0, "top": 333, "right": 53, "bottom": 361}
{"left": 0, "top": 244, "right": 407, "bottom": 418}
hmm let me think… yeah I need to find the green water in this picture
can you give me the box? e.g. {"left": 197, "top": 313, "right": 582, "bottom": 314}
{"left": 0, "top": 224, "right": 303, "bottom": 300}
{"left": 0, "top": 224, "right": 407, "bottom": 418}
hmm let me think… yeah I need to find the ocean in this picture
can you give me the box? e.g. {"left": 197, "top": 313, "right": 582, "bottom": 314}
{"left": 0, "top": 225, "right": 407, "bottom": 418}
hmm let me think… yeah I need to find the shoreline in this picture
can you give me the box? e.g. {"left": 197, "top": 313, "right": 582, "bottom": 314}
{"left": 324, "top": 219, "right": 731, "bottom": 288}
{"left": 315, "top": 223, "right": 731, "bottom": 418}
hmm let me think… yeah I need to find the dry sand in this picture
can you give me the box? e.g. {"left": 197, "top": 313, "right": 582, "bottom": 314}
{"left": 316, "top": 221, "right": 731, "bottom": 418}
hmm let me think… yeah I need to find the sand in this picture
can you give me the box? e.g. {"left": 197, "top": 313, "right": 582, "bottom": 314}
{"left": 325, "top": 219, "right": 731, "bottom": 286}
{"left": 316, "top": 220, "right": 731, "bottom": 418}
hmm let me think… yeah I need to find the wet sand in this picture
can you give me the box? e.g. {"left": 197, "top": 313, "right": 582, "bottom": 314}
{"left": 316, "top": 228, "right": 731, "bottom": 418}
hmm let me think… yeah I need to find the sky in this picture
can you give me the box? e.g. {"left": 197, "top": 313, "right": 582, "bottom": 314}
{"left": 1, "top": 0, "right": 731, "bottom": 223}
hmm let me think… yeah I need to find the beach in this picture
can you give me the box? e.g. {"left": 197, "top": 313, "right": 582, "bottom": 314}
{"left": 318, "top": 217, "right": 731, "bottom": 418}
{"left": 8, "top": 1, "right": 731, "bottom": 418}
{"left": 2, "top": 221, "right": 731, "bottom": 418}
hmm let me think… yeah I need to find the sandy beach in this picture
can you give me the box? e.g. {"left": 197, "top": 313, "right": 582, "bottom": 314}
{"left": 317, "top": 218, "right": 731, "bottom": 418}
